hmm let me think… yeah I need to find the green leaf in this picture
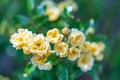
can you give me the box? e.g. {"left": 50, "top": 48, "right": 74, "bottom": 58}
{"left": 35, "top": 16, "right": 48, "bottom": 27}
{"left": 27, "top": 0, "right": 35, "bottom": 12}
{"left": 63, "top": 7, "right": 72, "bottom": 19}
{"left": 89, "top": 69, "right": 100, "bottom": 80}
{"left": 13, "top": 15, "right": 30, "bottom": 25}
{"left": 40, "top": 70, "right": 53, "bottom": 80}
{"left": 87, "top": 34, "right": 107, "bottom": 42}
{"left": 35, "top": 5, "right": 46, "bottom": 18}
{"left": 57, "top": 64, "right": 68, "bottom": 80}
{"left": 47, "top": 53, "right": 59, "bottom": 65}
{"left": 23, "top": 62, "right": 36, "bottom": 77}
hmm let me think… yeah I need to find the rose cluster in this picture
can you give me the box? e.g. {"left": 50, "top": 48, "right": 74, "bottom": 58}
{"left": 10, "top": 27, "right": 105, "bottom": 72}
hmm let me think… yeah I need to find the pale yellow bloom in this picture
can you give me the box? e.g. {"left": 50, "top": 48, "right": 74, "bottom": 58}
{"left": 88, "top": 42, "right": 101, "bottom": 56}
{"left": 40, "top": 0, "right": 61, "bottom": 21}
{"left": 97, "top": 42, "right": 105, "bottom": 52}
{"left": 68, "top": 47, "right": 80, "bottom": 61}
{"left": 31, "top": 51, "right": 52, "bottom": 70}
{"left": 95, "top": 53, "right": 104, "bottom": 61}
{"left": 87, "top": 27, "right": 95, "bottom": 34}
{"left": 68, "top": 28, "right": 86, "bottom": 46}
{"left": 10, "top": 28, "right": 33, "bottom": 54}
{"left": 58, "top": 1, "right": 66, "bottom": 11}
{"left": 77, "top": 54, "right": 94, "bottom": 72}
{"left": 45, "top": 7, "right": 61, "bottom": 21}
{"left": 79, "top": 41, "right": 91, "bottom": 53}
{"left": 54, "top": 42, "right": 68, "bottom": 57}
{"left": 46, "top": 28, "right": 63, "bottom": 44}
{"left": 28, "top": 34, "right": 50, "bottom": 56}
{"left": 62, "top": 27, "right": 70, "bottom": 35}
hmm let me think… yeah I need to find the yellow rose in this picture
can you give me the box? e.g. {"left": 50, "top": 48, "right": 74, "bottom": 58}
{"left": 46, "top": 28, "right": 63, "bottom": 44}
{"left": 68, "top": 28, "right": 86, "bottom": 46}
{"left": 31, "top": 51, "right": 52, "bottom": 70}
{"left": 88, "top": 42, "right": 101, "bottom": 56}
{"left": 54, "top": 42, "right": 68, "bottom": 57}
{"left": 79, "top": 41, "right": 91, "bottom": 53}
{"left": 10, "top": 28, "right": 33, "bottom": 54}
{"left": 77, "top": 54, "right": 94, "bottom": 72}
{"left": 68, "top": 47, "right": 81, "bottom": 61}
{"left": 28, "top": 34, "right": 50, "bottom": 56}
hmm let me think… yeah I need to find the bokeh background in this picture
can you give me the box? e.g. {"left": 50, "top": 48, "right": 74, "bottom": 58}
{"left": 0, "top": 0, "right": 120, "bottom": 80}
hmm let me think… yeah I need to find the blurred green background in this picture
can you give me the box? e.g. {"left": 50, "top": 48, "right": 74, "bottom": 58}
{"left": 0, "top": 0, "right": 120, "bottom": 80}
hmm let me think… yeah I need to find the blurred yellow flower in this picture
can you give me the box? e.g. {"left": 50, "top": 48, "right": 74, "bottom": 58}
{"left": 28, "top": 34, "right": 50, "bottom": 56}
{"left": 10, "top": 28, "right": 33, "bottom": 54}
{"left": 97, "top": 42, "right": 105, "bottom": 52}
{"left": 58, "top": 1, "right": 66, "bottom": 11}
{"left": 79, "top": 41, "right": 91, "bottom": 53}
{"left": 87, "top": 27, "right": 95, "bottom": 34}
{"left": 95, "top": 53, "right": 104, "bottom": 61}
{"left": 88, "top": 42, "right": 101, "bottom": 56}
{"left": 68, "top": 47, "right": 80, "bottom": 61}
{"left": 46, "top": 28, "right": 63, "bottom": 44}
{"left": 77, "top": 54, "right": 94, "bottom": 72}
{"left": 40, "top": 0, "right": 61, "bottom": 21}
{"left": 31, "top": 51, "right": 52, "bottom": 70}
{"left": 45, "top": 7, "right": 61, "bottom": 21}
{"left": 68, "top": 28, "right": 86, "bottom": 46}
{"left": 62, "top": 27, "right": 70, "bottom": 35}
{"left": 54, "top": 42, "right": 68, "bottom": 57}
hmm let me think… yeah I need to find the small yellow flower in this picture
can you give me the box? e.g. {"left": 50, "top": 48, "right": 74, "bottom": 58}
{"left": 77, "top": 54, "right": 94, "bottom": 72}
{"left": 58, "top": 1, "right": 66, "bottom": 11}
{"left": 40, "top": 0, "right": 60, "bottom": 21}
{"left": 62, "top": 27, "right": 70, "bottom": 35}
{"left": 46, "top": 28, "right": 63, "bottom": 44}
{"left": 45, "top": 7, "right": 61, "bottom": 21}
{"left": 88, "top": 42, "right": 101, "bottom": 56}
{"left": 10, "top": 28, "right": 33, "bottom": 54}
{"left": 79, "top": 41, "right": 91, "bottom": 53}
{"left": 97, "top": 42, "right": 105, "bottom": 52}
{"left": 68, "top": 28, "right": 86, "bottom": 46}
{"left": 31, "top": 51, "right": 52, "bottom": 70}
{"left": 87, "top": 27, "right": 95, "bottom": 34}
{"left": 54, "top": 42, "right": 68, "bottom": 57}
{"left": 95, "top": 53, "right": 104, "bottom": 61}
{"left": 28, "top": 34, "right": 50, "bottom": 56}
{"left": 68, "top": 47, "right": 80, "bottom": 61}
